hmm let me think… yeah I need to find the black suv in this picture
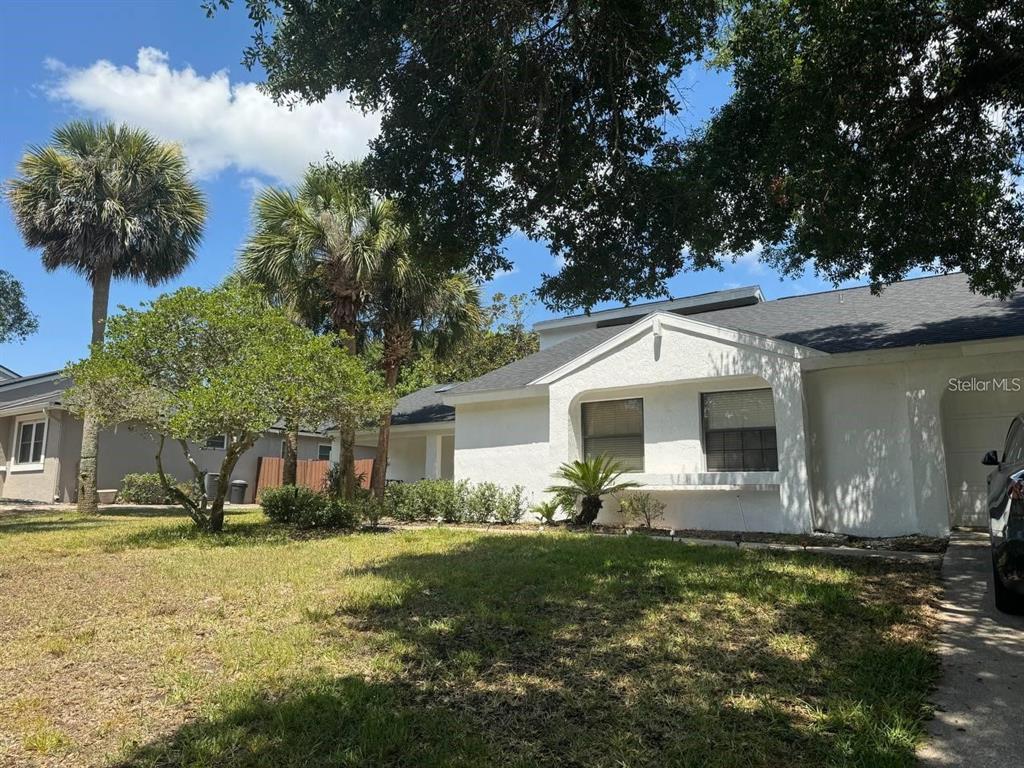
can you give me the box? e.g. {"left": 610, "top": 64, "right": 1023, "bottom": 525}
{"left": 983, "top": 413, "right": 1024, "bottom": 614}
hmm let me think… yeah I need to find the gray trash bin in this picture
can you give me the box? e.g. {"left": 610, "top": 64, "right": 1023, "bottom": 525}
{"left": 229, "top": 480, "right": 248, "bottom": 504}
{"left": 204, "top": 472, "right": 219, "bottom": 500}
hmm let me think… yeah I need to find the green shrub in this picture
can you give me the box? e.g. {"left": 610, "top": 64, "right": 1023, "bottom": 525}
{"left": 464, "top": 481, "right": 501, "bottom": 523}
{"left": 619, "top": 492, "right": 666, "bottom": 529}
{"left": 386, "top": 479, "right": 468, "bottom": 522}
{"left": 293, "top": 498, "right": 361, "bottom": 530}
{"left": 360, "top": 497, "right": 388, "bottom": 529}
{"left": 493, "top": 484, "right": 527, "bottom": 525}
{"left": 260, "top": 486, "right": 326, "bottom": 524}
{"left": 118, "top": 473, "right": 177, "bottom": 504}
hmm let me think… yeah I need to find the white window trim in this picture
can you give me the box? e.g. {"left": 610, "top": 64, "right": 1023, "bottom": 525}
{"left": 318, "top": 443, "right": 333, "bottom": 461}
{"left": 9, "top": 414, "right": 48, "bottom": 473}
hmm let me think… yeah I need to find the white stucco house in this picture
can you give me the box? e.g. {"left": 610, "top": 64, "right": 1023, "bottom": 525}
{"left": 358, "top": 273, "right": 1024, "bottom": 537}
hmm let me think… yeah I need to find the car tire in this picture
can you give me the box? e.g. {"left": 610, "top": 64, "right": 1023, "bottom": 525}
{"left": 993, "top": 558, "right": 1024, "bottom": 615}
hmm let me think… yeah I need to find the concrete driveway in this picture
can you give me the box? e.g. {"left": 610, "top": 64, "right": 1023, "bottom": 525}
{"left": 918, "top": 531, "right": 1024, "bottom": 767}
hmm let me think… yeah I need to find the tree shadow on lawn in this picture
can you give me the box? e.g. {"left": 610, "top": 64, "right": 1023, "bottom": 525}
{"left": 118, "top": 535, "right": 938, "bottom": 768}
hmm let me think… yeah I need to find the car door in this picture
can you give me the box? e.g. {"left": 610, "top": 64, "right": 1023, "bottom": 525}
{"left": 989, "top": 417, "right": 1024, "bottom": 551}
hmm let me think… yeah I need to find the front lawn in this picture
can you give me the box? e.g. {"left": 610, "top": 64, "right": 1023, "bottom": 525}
{"left": 0, "top": 508, "right": 938, "bottom": 767}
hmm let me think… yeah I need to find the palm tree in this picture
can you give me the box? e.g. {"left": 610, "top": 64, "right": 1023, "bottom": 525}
{"left": 363, "top": 224, "right": 483, "bottom": 496}
{"left": 545, "top": 455, "right": 641, "bottom": 526}
{"left": 237, "top": 161, "right": 381, "bottom": 494}
{"left": 6, "top": 121, "right": 206, "bottom": 514}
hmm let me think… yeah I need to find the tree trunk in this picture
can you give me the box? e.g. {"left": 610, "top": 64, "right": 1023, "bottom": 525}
{"left": 371, "top": 361, "right": 401, "bottom": 498}
{"left": 578, "top": 496, "right": 603, "bottom": 526}
{"left": 329, "top": 294, "right": 361, "bottom": 500}
{"left": 209, "top": 434, "right": 257, "bottom": 533}
{"left": 283, "top": 424, "right": 299, "bottom": 486}
{"left": 77, "top": 267, "right": 112, "bottom": 515}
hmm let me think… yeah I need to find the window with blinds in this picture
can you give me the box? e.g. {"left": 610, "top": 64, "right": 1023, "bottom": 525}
{"left": 582, "top": 398, "right": 644, "bottom": 471}
{"left": 702, "top": 389, "right": 778, "bottom": 471}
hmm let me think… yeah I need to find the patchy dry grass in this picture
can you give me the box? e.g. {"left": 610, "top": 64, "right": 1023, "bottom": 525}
{"left": 0, "top": 507, "right": 939, "bottom": 767}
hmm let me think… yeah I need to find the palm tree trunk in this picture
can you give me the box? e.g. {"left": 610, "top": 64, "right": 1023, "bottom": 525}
{"left": 371, "top": 361, "right": 401, "bottom": 498}
{"left": 330, "top": 293, "right": 361, "bottom": 500}
{"left": 283, "top": 424, "right": 299, "bottom": 486}
{"left": 77, "top": 266, "right": 112, "bottom": 515}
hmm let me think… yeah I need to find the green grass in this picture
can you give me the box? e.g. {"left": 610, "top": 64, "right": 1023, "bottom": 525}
{"left": 0, "top": 507, "right": 939, "bottom": 767}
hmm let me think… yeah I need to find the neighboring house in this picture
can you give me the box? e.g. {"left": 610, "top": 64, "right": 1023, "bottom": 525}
{"left": 0, "top": 372, "right": 335, "bottom": 503}
{"left": 365, "top": 273, "right": 1023, "bottom": 537}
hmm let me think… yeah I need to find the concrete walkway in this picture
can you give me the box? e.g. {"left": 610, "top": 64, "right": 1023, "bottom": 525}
{"left": 918, "top": 531, "right": 1024, "bottom": 767}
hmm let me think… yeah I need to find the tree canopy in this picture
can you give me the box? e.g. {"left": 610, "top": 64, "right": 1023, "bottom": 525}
{"left": 0, "top": 270, "right": 37, "bottom": 344}
{"left": 392, "top": 292, "right": 539, "bottom": 395}
{"left": 65, "top": 285, "right": 389, "bottom": 531}
{"left": 212, "top": 0, "right": 1024, "bottom": 309}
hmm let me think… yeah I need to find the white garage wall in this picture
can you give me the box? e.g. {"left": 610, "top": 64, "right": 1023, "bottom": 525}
{"left": 805, "top": 342, "right": 1024, "bottom": 537}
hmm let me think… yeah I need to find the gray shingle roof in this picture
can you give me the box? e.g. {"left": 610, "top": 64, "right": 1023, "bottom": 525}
{"left": 0, "top": 372, "right": 68, "bottom": 413}
{"left": 391, "top": 383, "right": 459, "bottom": 426}
{"left": 697, "top": 273, "right": 1024, "bottom": 354}
{"left": 452, "top": 273, "right": 1024, "bottom": 395}
{"left": 450, "top": 325, "right": 626, "bottom": 395}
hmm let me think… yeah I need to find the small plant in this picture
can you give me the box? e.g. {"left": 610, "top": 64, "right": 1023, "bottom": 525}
{"left": 465, "top": 481, "right": 502, "bottom": 523}
{"left": 619, "top": 492, "right": 666, "bottom": 529}
{"left": 260, "top": 486, "right": 325, "bottom": 524}
{"left": 386, "top": 479, "right": 468, "bottom": 522}
{"left": 532, "top": 499, "right": 561, "bottom": 525}
{"left": 294, "top": 498, "right": 361, "bottom": 530}
{"left": 361, "top": 497, "right": 387, "bottom": 529}
{"left": 493, "top": 485, "right": 527, "bottom": 525}
{"left": 118, "top": 473, "right": 177, "bottom": 504}
{"left": 546, "top": 454, "right": 640, "bottom": 526}
{"left": 261, "top": 486, "right": 361, "bottom": 530}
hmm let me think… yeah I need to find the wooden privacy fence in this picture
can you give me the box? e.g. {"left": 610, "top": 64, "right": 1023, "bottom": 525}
{"left": 255, "top": 456, "right": 374, "bottom": 499}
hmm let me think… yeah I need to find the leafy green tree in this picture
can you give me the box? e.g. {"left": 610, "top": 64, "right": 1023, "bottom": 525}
{"left": 237, "top": 160, "right": 389, "bottom": 496}
{"left": 545, "top": 455, "right": 640, "bottom": 526}
{"left": 6, "top": 121, "right": 206, "bottom": 513}
{"left": 64, "top": 285, "right": 387, "bottom": 531}
{"left": 389, "top": 292, "right": 539, "bottom": 396}
{"left": 213, "top": 0, "right": 1024, "bottom": 308}
{"left": 0, "top": 270, "right": 37, "bottom": 344}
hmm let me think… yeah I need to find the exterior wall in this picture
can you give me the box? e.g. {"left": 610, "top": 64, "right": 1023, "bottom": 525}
{"left": 384, "top": 435, "right": 428, "bottom": 482}
{"left": 2, "top": 409, "right": 331, "bottom": 504}
{"left": 454, "top": 397, "right": 552, "bottom": 502}
{"left": 0, "top": 416, "right": 9, "bottom": 497}
{"left": 94, "top": 427, "right": 327, "bottom": 504}
{"left": 1, "top": 411, "right": 64, "bottom": 502}
{"left": 599, "top": 489, "right": 786, "bottom": 531}
{"left": 543, "top": 322, "right": 814, "bottom": 533}
{"left": 804, "top": 344, "right": 1023, "bottom": 537}
{"left": 352, "top": 428, "right": 455, "bottom": 483}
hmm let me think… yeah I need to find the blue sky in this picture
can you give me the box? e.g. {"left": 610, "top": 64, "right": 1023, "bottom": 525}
{"left": 0, "top": 1, "right": 853, "bottom": 376}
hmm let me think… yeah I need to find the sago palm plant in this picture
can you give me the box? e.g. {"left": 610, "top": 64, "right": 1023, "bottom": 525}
{"left": 545, "top": 454, "right": 640, "bottom": 526}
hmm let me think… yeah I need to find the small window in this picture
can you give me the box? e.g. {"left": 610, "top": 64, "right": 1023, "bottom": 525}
{"left": 581, "top": 398, "right": 644, "bottom": 471}
{"left": 204, "top": 435, "right": 227, "bottom": 450}
{"left": 702, "top": 389, "right": 778, "bottom": 471}
{"left": 15, "top": 420, "right": 45, "bottom": 465}
{"left": 318, "top": 444, "right": 332, "bottom": 461}
{"left": 280, "top": 440, "right": 288, "bottom": 458}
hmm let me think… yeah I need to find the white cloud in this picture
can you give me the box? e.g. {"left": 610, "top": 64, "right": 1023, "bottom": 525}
{"left": 45, "top": 48, "right": 379, "bottom": 184}
{"left": 733, "top": 243, "right": 766, "bottom": 274}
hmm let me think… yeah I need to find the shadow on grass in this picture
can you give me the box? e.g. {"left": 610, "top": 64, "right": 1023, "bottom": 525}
{"left": 118, "top": 534, "right": 938, "bottom": 768}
